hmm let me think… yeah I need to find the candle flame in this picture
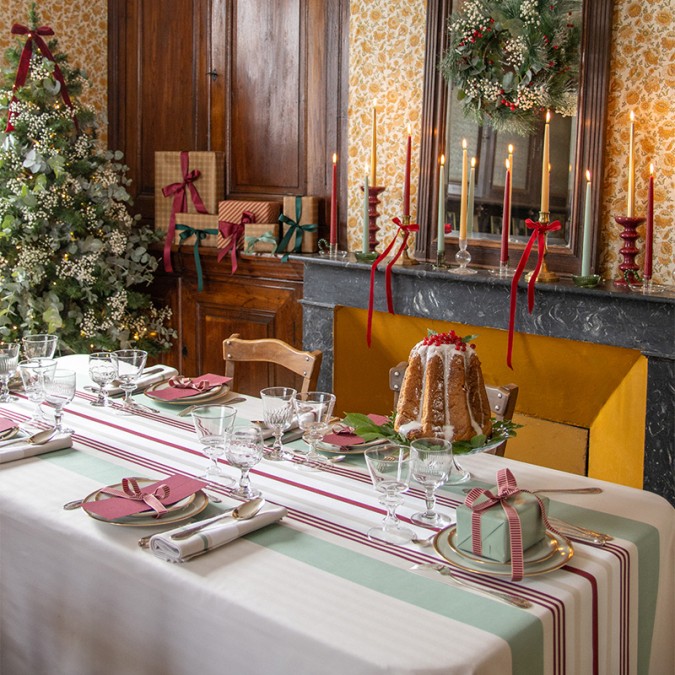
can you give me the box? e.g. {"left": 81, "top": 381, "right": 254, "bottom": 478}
{"left": 586, "top": 169, "right": 591, "bottom": 182}
{"left": 332, "top": 152, "right": 337, "bottom": 164}
{"left": 649, "top": 163, "right": 654, "bottom": 175}
{"left": 548, "top": 162, "right": 552, "bottom": 173}
{"left": 373, "top": 99, "right": 377, "bottom": 109}
{"left": 629, "top": 110, "right": 635, "bottom": 122}
{"left": 462, "top": 138, "right": 467, "bottom": 149}
{"left": 545, "top": 110, "right": 551, "bottom": 123}
{"left": 508, "top": 144, "right": 514, "bottom": 154}
{"left": 407, "top": 124, "right": 411, "bottom": 136}
{"left": 505, "top": 159, "right": 510, "bottom": 170}
{"left": 471, "top": 157, "right": 476, "bottom": 168}
{"left": 440, "top": 154, "right": 445, "bottom": 165}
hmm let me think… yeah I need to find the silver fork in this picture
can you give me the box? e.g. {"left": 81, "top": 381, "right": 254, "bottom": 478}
{"left": 411, "top": 562, "right": 532, "bottom": 609}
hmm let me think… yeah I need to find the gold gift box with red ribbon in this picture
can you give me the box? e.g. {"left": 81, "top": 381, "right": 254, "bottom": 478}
{"left": 216, "top": 199, "right": 282, "bottom": 253}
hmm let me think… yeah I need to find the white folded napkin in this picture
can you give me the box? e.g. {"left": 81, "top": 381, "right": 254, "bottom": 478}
{"left": 0, "top": 432, "right": 73, "bottom": 463}
{"left": 150, "top": 504, "right": 287, "bottom": 563}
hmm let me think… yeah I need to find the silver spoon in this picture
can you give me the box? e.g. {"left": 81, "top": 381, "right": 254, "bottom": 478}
{"left": 170, "top": 496, "right": 265, "bottom": 540}
{"left": 2, "top": 427, "right": 57, "bottom": 448}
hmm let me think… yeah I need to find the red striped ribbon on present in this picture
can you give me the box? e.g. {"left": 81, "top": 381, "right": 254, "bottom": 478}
{"left": 99, "top": 477, "right": 170, "bottom": 517}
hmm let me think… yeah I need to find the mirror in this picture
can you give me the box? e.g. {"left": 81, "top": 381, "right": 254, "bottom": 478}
{"left": 416, "top": 0, "right": 613, "bottom": 274}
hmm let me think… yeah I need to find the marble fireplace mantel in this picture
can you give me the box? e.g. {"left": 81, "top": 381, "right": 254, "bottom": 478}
{"left": 297, "top": 255, "right": 674, "bottom": 505}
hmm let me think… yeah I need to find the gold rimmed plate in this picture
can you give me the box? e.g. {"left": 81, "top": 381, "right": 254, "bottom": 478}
{"left": 433, "top": 525, "right": 573, "bottom": 577}
{"left": 82, "top": 478, "right": 208, "bottom": 527}
{"left": 144, "top": 381, "right": 229, "bottom": 405}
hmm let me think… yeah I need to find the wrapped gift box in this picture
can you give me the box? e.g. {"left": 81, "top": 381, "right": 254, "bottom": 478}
{"left": 216, "top": 199, "right": 282, "bottom": 252}
{"left": 242, "top": 223, "right": 280, "bottom": 253}
{"left": 455, "top": 491, "right": 549, "bottom": 563}
{"left": 278, "top": 195, "right": 320, "bottom": 253}
{"left": 174, "top": 213, "right": 220, "bottom": 247}
{"left": 155, "top": 151, "right": 225, "bottom": 233}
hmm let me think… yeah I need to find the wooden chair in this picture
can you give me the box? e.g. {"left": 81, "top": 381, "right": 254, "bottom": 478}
{"left": 223, "top": 333, "right": 322, "bottom": 395}
{"left": 389, "top": 362, "right": 518, "bottom": 457}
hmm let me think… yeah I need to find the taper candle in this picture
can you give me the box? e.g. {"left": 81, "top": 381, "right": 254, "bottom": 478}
{"left": 362, "top": 170, "right": 370, "bottom": 254}
{"left": 459, "top": 138, "right": 468, "bottom": 240}
{"left": 507, "top": 144, "right": 514, "bottom": 235}
{"left": 581, "top": 170, "right": 592, "bottom": 276}
{"left": 540, "top": 111, "right": 551, "bottom": 213}
{"left": 627, "top": 111, "right": 635, "bottom": 217}
{"left": 501, "top": 159, "right": 511, "bottom": 264}
{"left": 645, "top": 163, "right": 654, "bottom": 279}
{"left": 403, "top": 125, "right": 412, "bottom": 217}
{"left": 370, "top": 100, "right": 378, "bottom": 186}
{"left": 329, "top": 152, "right": 338, "bottom": 244}
{"left": 437, "top": 154, "right": 446, "bottom": 253}
{"left": 467, "top": 157, "right": 476, "bottom": 235}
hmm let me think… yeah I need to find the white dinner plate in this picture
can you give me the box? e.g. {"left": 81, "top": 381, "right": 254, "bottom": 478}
{"left": 145, "top": 381, "right": 229, "bottom": 405}
{"left": 433, "top": 525, "right": 573, "bottom": 577}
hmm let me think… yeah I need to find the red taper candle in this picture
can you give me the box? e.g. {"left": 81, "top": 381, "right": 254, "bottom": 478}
{"left": 403, "top": 125, "right": 411, "bottom": 217}
{"left": 645, "top": 163, "right": 654, "bottom": 279}
{"left": 330, "top": 153, "right": 338, "bottom": 244}
{"left": 501, "top": 159, "right": 511, "bottom": 264}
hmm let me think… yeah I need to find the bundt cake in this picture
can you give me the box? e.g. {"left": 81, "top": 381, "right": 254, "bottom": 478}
{"left": 394, "top": 331, "right": 492, "bottom": 442}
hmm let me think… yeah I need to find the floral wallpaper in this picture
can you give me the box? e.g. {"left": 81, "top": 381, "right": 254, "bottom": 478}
{"left": 0, "top": 0, "right": 108, "bottom": 144}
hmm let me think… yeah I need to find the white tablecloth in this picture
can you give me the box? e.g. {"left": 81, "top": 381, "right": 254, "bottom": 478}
{"left": 1, "top": 372, "right": 673, "bottom": 675}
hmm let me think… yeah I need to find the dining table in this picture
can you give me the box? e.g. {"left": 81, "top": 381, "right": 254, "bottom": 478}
{"left": 0, "top": 358, "right": 673, "bottom": 675}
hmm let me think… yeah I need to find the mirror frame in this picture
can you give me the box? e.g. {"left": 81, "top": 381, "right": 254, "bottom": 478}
{"left": 416, "top": 0, "right": 614, "bottom": 274}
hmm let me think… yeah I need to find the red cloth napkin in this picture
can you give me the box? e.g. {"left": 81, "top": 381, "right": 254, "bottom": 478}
{"left": 321, "top": 432, "right": 365, "bottom": 447}
{"left": 149, "top": 373, "right": 231, "bottom": 401}
{"left": 0, "top": 417, "right": 16, "bottom": 433}
{"left": 82, "top": 474, "right": 207, "bottom": 519}
{"left": 367, "top": 413, "right": 390, "bottom": 426}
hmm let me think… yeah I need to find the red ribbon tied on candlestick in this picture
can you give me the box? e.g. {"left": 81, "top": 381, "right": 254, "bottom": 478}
{"left": 217, "top": 210, "right": 255, "bottom": 273}
{"left": 99, "top": 477, "right": 171, "bottom": 518}
{"left": 161, "top": 151, "right": 209, "bottom": 273}
{"left": 366, "top": 217, "right": 419, "bottom": 347}
{"left": 506, "top": 218, "right": 562, "bottom": 369}
{"left": 464, "top": 468, "right": 554, "bottom": 581}
{"left": 5, "top": 24, "right": 78, "bottom": 133}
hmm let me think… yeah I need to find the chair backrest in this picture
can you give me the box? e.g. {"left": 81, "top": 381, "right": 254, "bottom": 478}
{"left": 223, "top": 333, "right": 322, "bottom": 395}
{"left": 389, "top": 361, "right": 518, "bottom": 456}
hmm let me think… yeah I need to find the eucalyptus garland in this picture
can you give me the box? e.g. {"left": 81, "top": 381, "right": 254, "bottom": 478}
{"left": 440, "top": 0, "right": 582, "bottom": 135}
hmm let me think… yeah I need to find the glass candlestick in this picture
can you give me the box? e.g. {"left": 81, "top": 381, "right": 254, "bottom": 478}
{"left": 449, "top": 238, "right": 477, "bottom": 275}
{"left": 490, "top": 260, "right": 515, "bottom": 278}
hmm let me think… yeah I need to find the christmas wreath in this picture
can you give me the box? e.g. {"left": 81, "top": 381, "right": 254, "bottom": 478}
{"left": 440, "top": 0, "right": 582, "bottom": 135}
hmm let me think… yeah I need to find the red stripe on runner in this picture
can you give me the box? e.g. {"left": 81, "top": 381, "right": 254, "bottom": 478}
{"left": 565, "top": 565, "right": 599, "bottom": 675}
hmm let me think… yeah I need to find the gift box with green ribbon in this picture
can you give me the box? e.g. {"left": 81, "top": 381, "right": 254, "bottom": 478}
{"left": 243, "top": 223, "right": 280, "bottom": 253}
{"left": 276, "top": 195, "right": 319, "bottom": 260}
{"left": 173, "top": 213, "right": 219, "bottom": 291}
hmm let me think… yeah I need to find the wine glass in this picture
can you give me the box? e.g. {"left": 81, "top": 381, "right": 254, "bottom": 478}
{"left": 191, "top": 405, "right": 237, "bottom": 481}
{"left": 364, "top": 444, "right": 414, "bottom": 545}
{"left": 0, "top": 343, "right": 20, "bottom": 402}
{"left": 225, "top": 426, "right": 264, "bottom": 499}
{"left": 410, "top": 437, "right": 455, "bottom": 528}
{"left": 446, "top": 448, "right": 471, "bottom": 484}
{"left": 22, "top": 334, "right": 58, "bottom": 361}
{"left": 113, "top": 349, "right": 148, "bottom": 415}
{"left": 43, "top": 369, "right": 76, "bottom": 434}
{"left": 18, "top": 359, "right": 57, "bottom": 426}
{"left": 292, "top": 392, "right": 336, "bottom": 469}
{"left": 260, "top": 387, "right": 297, "bottom": 461}
{"left": 88, "top": 352, "right": 119, "bottom": 407}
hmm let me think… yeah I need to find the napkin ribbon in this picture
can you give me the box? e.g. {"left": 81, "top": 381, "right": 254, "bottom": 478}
{"left": 99, "top": 478, "right": 170, "bottom": 517}
{"left": 506, "top": 218, "right": 562, "bottom": 369}
{"left": 5, "top": 24, "right": 78, "bottom": 133}
{"left": 276, "top": 196, "right": 318, "bottom": 262}
{"left": 217, "top": 210, "right": 255, "bottom": 273}
{"left": 464, "top": 468, "right": 555, "bottom": 581}
{"left": 168, "top": 376, "right": 212, "bottom": 392}
{"left": 366, "top": 217, "right": 419, "bottom": 347}
{"left": 245, "top": 230, "right": 277, "bottom": 253}
{"left": 162, "top": 151, "right": 209, "bottom": 273}
{"left": 175, "top": 223, "right": 218, "bottom": 292}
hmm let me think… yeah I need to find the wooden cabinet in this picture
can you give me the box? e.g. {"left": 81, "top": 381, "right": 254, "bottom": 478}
{"left": 151, "top": 249, "right": 305, "bottom": 395}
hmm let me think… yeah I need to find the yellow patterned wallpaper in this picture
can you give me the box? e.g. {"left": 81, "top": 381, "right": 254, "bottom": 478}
{"left": 0, "top": 0, "right": 108, "bottom": 144}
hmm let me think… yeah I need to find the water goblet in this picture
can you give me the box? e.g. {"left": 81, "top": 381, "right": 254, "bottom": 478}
{"left": 113, "top": 349, "right": 148, "bottom": 415}
{"left": 0, "top": 343, "right": 20, "bottom": 402}
{"left": 446, "top": 448, "right": 471, "bottom": 484}
{"left": 88, "top": 352, "right": 119, "bottom": 407}
{"left": 225, "top": 426, "right": 264, "bottom": 499}
{"left": 410, "top": 437, "right": 455, "bottom": 528}
{"left": 292, "top": 392, "right": 336, "bottom": 469}
{"left": 364, "top": 444, "right": 414, "bottom": 545}
{"left": 191, "top": 405, "right": 237, "bottom": 482}
{"left": 18, "top": 359, "right": 57, "bottom": 426}
{"left": 22, "top": 334, "right": 58, "bottom": 361}
{"left": 260, "top": 387, "right": 297, "bottom": 461}
{"left": 43, "top": 369, "right": 76, "bottom": 434}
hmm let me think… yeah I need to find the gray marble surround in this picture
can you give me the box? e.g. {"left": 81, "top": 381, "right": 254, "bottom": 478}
{"left": 297, "top": 255, "right": 675, "bottom": 506}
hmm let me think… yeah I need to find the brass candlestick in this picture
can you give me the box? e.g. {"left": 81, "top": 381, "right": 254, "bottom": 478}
{"left": 525, "top": 211, "right": 559, "bottom": 283}
{"left": 391, "top": 215, "right": 418, "bottom": 266}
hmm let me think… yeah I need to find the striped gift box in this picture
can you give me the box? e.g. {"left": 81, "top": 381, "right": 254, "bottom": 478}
{"left": 216, "top": 200, "right": 282, "bottom": 252}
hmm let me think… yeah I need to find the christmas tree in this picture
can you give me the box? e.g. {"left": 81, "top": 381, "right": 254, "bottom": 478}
{"left": 0, "top": 7, "right": 174, "bottom": 354}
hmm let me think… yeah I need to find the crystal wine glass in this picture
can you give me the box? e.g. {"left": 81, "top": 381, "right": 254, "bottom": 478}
{"left": 113, "top": 349, "right": 148, "bottom": 415}
{"left": 225, "top": 426, "right": 264, "bottom": 499}
{"left": 191, "top": 405, "right": 237, "bottom": 481}
{"left": 88, "top": 352, "right": 119, "bottom": 407}
{"left": 292, "top": 392, "right": 336, "bottom": 469}
{"left": 0, "top": 343, "right": 20, "bottom": 403}
{"left": 18, "top": 359, "right": 57, "bottom": 426}
{"left": 22, "top": 334, "right": 58, "bottom": 361}
{"left": 364, "top": 444, "right": 414, "bottom": 545}
{"left": 410, "top": 437, "right": 455, "bottom": 528}
{"left": 43, "top": 369, "right": 76, "bottom": 434}
{"left": 260, "top": 387, "right": 297, "bottom": 461}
